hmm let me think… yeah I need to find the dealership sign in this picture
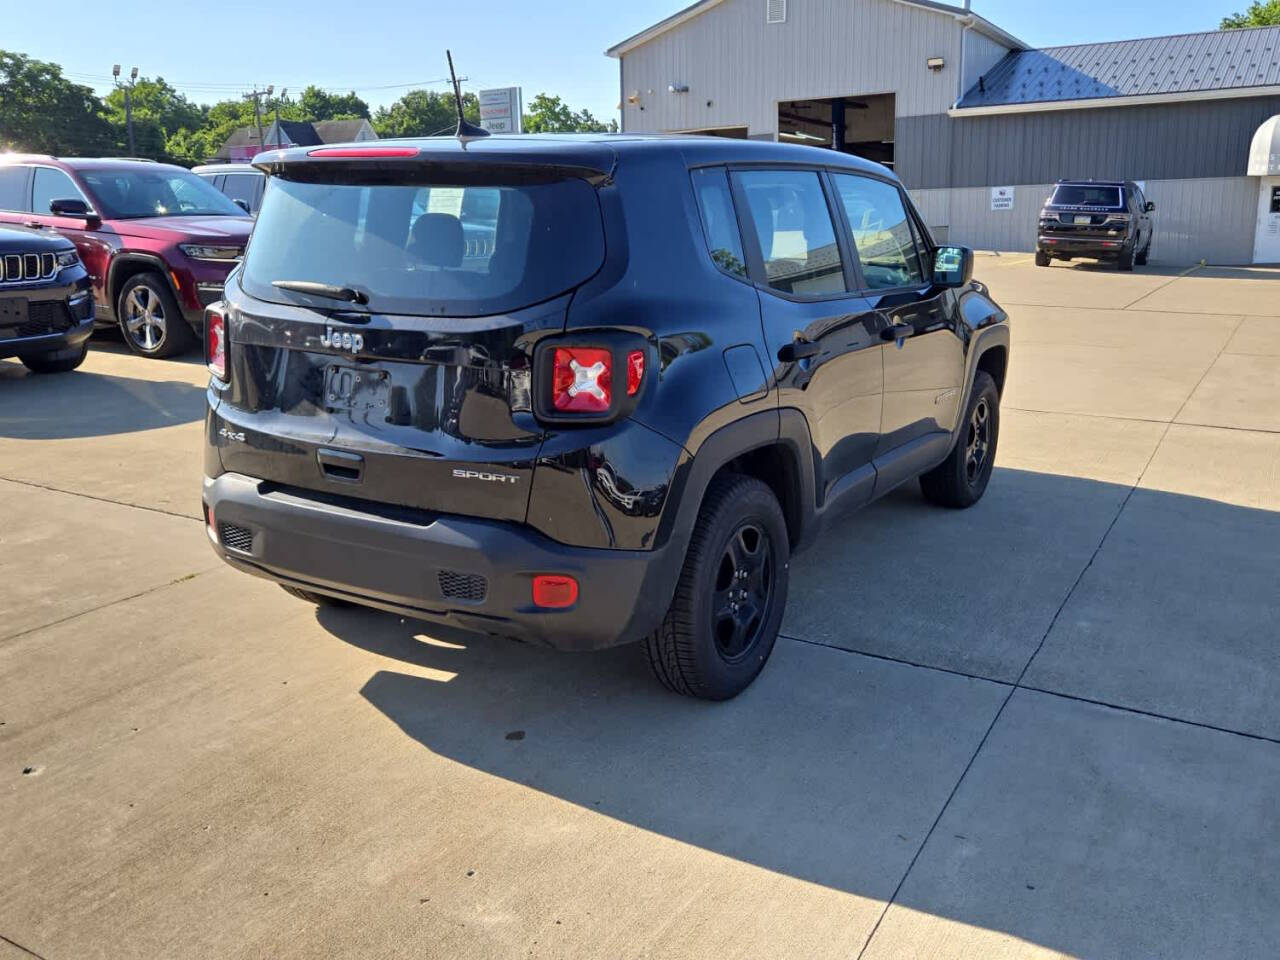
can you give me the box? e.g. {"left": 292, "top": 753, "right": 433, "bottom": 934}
{"left": 479, "top": 87, "right": 523, "bottom": 134}
{"left": 991, "top": 186, "right": 1015, "bottom": 211}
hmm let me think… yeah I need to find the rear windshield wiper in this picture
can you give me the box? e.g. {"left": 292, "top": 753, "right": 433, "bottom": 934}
{"left": 272, "top": 280, "right": 368, "bottom": 305}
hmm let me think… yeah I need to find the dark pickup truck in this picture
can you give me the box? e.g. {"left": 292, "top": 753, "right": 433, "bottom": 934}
{"left": 202, "top": 135, "right": 1010, "bottom": 699}
{"left": 1036, "top": 179, "right": 1154, "bottom": 271}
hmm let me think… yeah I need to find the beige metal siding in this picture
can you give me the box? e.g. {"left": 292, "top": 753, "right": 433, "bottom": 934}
{"left": 619, "top": 0, "right": 963, "bottom": 136}
{"left": 909, "top": 177, "right": 1259, "bottom": 264}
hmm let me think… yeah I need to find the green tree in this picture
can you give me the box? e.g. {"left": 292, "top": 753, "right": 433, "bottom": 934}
{"left": 298, "top": 85, "right": 370, "bottom": 122}
{"left": 1222, "top": 0, "right": 1280, "bottom": 26}
{"left": 521, "top": 93, "right": 617, "bottom": 134}
{"left": 0, "top": 50, "right": 114, "bottom": 154}
{"left": 104, "top": 77, "right": 206, "bottom": 161}
{"left": 372, "top": 89, "right": 478, "bottom": 137}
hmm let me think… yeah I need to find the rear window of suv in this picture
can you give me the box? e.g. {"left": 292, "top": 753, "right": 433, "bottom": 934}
{"left": 241, "top": 176, "right": 605, "bottom": 317}
{"left": 1051, "top": 185, "right": 1122, "bottom": 208}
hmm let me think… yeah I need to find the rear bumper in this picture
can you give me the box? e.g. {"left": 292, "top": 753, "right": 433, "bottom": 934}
{"left": 1037, "top": 234, "right": 1133, "bottom": 258}
{"left": 203, "top": 472, "right": 681, "bottom": 651}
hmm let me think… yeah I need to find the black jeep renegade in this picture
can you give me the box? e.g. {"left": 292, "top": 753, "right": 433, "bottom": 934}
{"left": 202, "top": 136, "right": 1010, "bottom": 699}
{"left": 0, "top": 224, "right": 94, "bottom": 373}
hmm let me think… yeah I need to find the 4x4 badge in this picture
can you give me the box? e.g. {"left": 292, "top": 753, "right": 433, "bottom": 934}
{"left": 319, "top": 327, "right": 365, "bottom": 354}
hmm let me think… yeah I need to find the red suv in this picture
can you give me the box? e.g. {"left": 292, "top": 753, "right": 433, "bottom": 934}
{"left": 0, "top": 157, "right": 253, "bottom": 358}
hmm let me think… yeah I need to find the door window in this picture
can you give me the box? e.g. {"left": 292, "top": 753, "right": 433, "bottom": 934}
{"left": 222, "top": 173, "right": 262, "bottom": 210}
{"left": 32, "top": 167, "right": 87, "bottom": 216}
{"left": 691, "top": 167, "right": 747, "bottom": 278}
{"left": 832, "top": 174, "right": 925, "bottom": 290}
{"left": 0, "top": 166, "right": 28, "bottom": 211}
{"left": 733, "top": 169, "right": 846, "bottom": 296}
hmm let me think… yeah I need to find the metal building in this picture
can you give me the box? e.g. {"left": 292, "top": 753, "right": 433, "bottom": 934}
{"left": 608, "top": 0, "right": 1280, "bottom": 264}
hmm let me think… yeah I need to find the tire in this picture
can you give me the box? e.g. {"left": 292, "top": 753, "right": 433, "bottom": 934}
{"left": 1034, "top": 250, "right": 1051, "bottom": 267}
{"left": 117, "top": 273, "right": 194, "bottom": 358}
{"left": 645, "top": 473, "right": 790, "bottom": 701}
{"left": 1135, "top": 238, "right": 1150, "bottom": 266}
{"left": 280, "top": 584, "right": 351, "bottom": 607}
{"left": 1117, "top": 245, "right": 1135, "bottom": 272}
{"left": 20, "top": 340, "right": 89, "bottom": 374}
{"left": 919, "top": 371, "right": 1000, "bottom": 509}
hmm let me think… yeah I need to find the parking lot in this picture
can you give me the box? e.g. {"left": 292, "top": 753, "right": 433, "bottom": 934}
{"left": 2, "top": 255, "right": 1279, "bottom": 959}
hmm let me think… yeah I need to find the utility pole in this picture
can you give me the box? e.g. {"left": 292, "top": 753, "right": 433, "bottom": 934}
{"left": 242, "top": 86, "right": 273, "bottom": 151}
{"left": 274, "top": 89, "right": 287, "bottom": 148}
{"left": 113, "top": 64, "right": 139, "bottom": 155}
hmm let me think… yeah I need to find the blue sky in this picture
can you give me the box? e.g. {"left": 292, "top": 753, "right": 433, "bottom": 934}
{"left": 6, "top": 0, "right": 1238, "bottom": 124}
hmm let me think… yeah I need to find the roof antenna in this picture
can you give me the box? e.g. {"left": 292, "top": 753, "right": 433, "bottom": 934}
{"left": 447, "top": 50, "right": 489, "bottom": 139}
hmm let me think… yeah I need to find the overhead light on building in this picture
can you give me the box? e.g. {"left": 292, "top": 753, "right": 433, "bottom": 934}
{"left": 669, "top": 83, "right": 690, "bottom": 94}
{"left": 627, "top": 91, "right": 640, "bottom": 104}
{"left": 927, "top": 57, "right": 945, "bottom": 72}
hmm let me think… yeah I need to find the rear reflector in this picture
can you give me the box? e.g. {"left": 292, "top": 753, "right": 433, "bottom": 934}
{"left": 626, "top": 349, "right": 645, "bottom": 396}
{"left": 306, "top": 146, "right": 419, "bottom": 158}
{"left": 532, "top": 575, "right": 579, "bottom": 609}
{"left": 205, "top": 308, "right": 226, "bottom": 380}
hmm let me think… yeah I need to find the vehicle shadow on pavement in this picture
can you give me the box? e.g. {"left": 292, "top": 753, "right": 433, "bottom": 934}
{"left": 313, "top": 467, "right": 1280, "bottom": 959}
{"left": 0, "top": 360, "right": 204, "bottom": 438}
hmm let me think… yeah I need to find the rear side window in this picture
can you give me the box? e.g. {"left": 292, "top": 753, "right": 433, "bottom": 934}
{"left": 241, "top": 176, "right": 605, "bottom": 317}
{"left": 0, "top": 166, "right": 29, "bottom": 212}
{"left": 733, "top": 169, "right": 845, "bottom": 296}
{"left": 831, "top": 174, "right": 924, "bottom": 290}
{"left": 1051, "top": 184, "right": 1122, "bottom": 208}
{"left": 222, "top": 174, "right": 262, "bottom": 210}
{"left": 691, "top": 168, "right": 746, "bottom": 278}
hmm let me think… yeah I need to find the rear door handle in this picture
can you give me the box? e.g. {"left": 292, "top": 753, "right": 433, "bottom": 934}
{"left": 23, "top": 220, "right": 43, "bottom": 229}
{"left": 777, "top": 339, "right": 821, "bottom": 362}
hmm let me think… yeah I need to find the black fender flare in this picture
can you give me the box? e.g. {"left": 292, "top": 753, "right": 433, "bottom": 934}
{"left": 106, "top": 253, "right": 183, "bottom": 318}
{"left": 655, "top": 407, "right": 818, "bottom": 558}
{"left": 952, "top": 321, "right": 1011, "bottom": 450}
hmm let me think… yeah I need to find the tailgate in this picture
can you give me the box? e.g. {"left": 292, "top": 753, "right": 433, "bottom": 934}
{"left": 216, "top": 294, "right": 565, "bottom": 522}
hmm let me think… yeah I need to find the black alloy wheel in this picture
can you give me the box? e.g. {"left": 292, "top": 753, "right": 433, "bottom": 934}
{"left": 964, "top": 396, "right": 992, "bottom": 487}
{"left": 646, "top": 473, "right": 790, "bottom": 700}
{"left": 711, "top": 520, "right": 775, "bottom": 663}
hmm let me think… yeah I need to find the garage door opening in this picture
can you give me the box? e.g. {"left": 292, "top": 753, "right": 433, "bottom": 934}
{"left": 778, "top": 93, "right": 895, "bottom": 169}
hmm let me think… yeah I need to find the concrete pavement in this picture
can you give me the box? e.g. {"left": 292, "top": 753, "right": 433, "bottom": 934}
{"left": 2, "top": 259, "right": 1279, "bottom": 959}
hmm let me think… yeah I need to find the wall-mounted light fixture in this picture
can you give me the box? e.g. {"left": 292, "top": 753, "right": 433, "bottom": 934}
{"left": 627, "top": 91, "right": 641, "bottom": 104}
{"left": 927, "top": 57, "right": 946, "bottom": 72}
{"left": 669, "top": 83, "right": 689, "bottom": 94}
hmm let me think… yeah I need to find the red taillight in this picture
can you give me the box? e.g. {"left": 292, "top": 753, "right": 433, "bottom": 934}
{"left": 306, "top": 146, "right": 419, "bottom": 158}
{"left": 552, "top": 347, "right": 612, "bottom": 413}
{"left": 626, "top": 350, "right": 645, "bottom": 396}
{"left": 206, "top": 309, "right": 226, "bottom": 380}
{"left": 532, "top": 575, "right": 579, "bottom": 609}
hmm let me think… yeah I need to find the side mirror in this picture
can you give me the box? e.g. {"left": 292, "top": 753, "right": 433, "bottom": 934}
{"left": 49, "top": 197, "right": 95, "bottom": 221}
{"left": 233, "top": 198, "right": 251, "bottom": 214}
{"left": 933, "top": 245, "right": 973, "bottom": 287}
{"left": 1144, "top": 201, "right": 1155, "bottom": 213}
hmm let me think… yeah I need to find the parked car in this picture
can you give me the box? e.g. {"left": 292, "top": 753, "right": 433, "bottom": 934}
{"left": 1036, "top": 179, "right": 1155, "bottom": 270}
{"left": 0, "top": 224, "right": 94, "bottom": 373}
{"left": 202, "top": 136, "right": 1010, "bottom": 700}
{"left": 0, "top": 157, "right": 254, "bottom": 358}
{"left": 193, "top": 162, "right": 267, "bottom": 215}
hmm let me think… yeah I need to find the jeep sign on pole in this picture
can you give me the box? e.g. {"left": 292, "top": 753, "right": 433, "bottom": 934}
{"left": 480, "top": 87, "right": 523, "bottom": 134}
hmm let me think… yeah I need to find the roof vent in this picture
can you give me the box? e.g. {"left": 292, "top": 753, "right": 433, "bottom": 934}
{"left": 767, "top": 0, "right": 786, "bottom": 24}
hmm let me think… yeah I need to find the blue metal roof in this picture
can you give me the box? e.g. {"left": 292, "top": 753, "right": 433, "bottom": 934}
{"left": 957, "top": 25, "right": 1280, "bottom": 109}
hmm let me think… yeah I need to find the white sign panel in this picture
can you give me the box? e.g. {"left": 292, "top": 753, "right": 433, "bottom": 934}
{"left": 991, "top": 186, "right": 1015, "bottom": 211}
{"left": 479, "top": 87, "right": 523, "bottom": 134}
